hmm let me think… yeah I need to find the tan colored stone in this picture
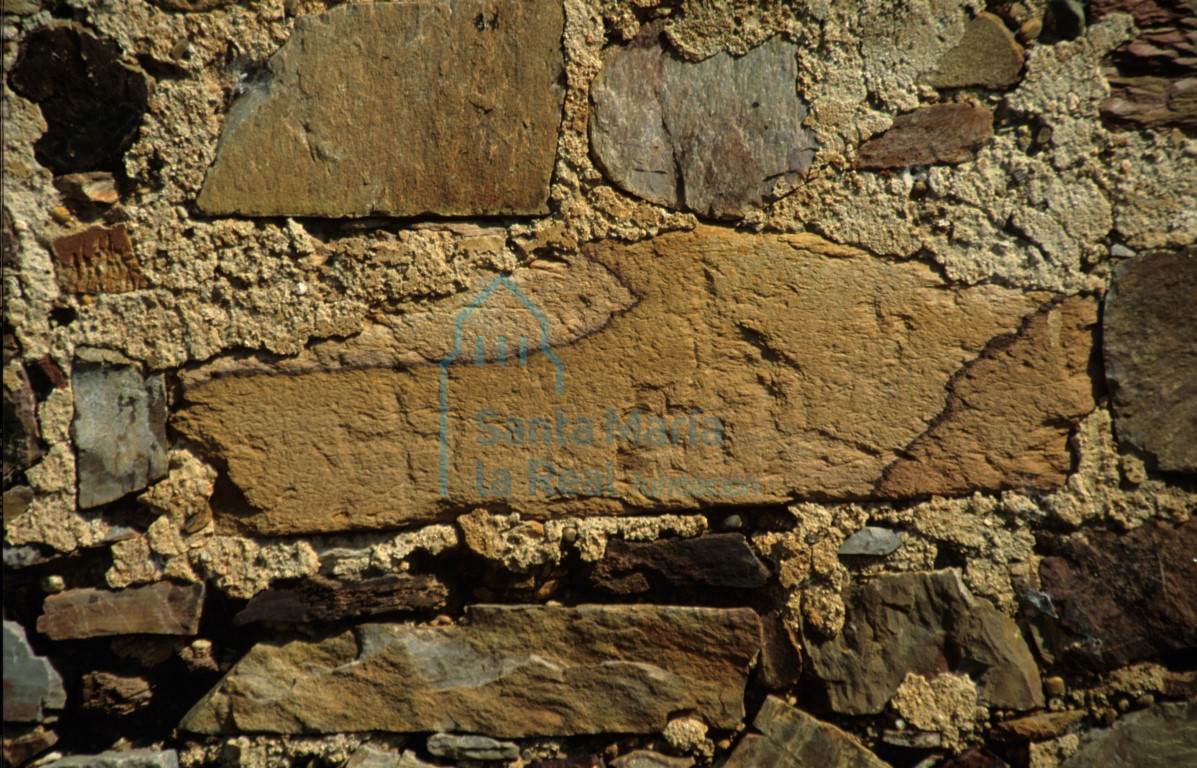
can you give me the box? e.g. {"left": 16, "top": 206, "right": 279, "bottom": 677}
{"left": 927, "top": 12, "right": 1026, "bottom": 89}
{"left": 857, "top": 104, "right": 994, "bottom": 169}
{"left": 875, "top": 296, "right": 1098, "bottom": 498}
{"left": 196, "top": 0, "right": 565, "bottom": 217}
{"left": 50, "top": 225, "right": 146, "bottom": 294}
{"left": 36, "top": 582, "right": 204, "bottom": 640}
{"left": 175, "top": 228, "right": 1090, "bottom": 535}
{"left": 180, "top": 605, "right": 760, "bottom": 736}
{"left": 993, "top": 711, "right": 1086, "bottom": 743}
{"left": 723, "top": 696, "right": 889, "bottom": 768}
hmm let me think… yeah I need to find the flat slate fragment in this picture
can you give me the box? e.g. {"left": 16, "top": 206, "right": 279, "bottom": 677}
{"left": 1038, "top": 520, "right": 1197, "bottom": 670}
{"left": 37, "top": 581, "right": 204, "bottom": 640}
{"left": 175, "top": 228, "right": 1093, "bottom": 535}
{"left": 197, "top": 0, "right": 564, "bottom": 217}
{"left": 1060, "top": 702, "right": 1197, "bottom": 768}
{"left": 233, "top": 574, "right": 449, "bottom": 625}
{"left": 588, "top": 533, "right": 769, "bottom": 594}
{"left": 591, "top": 25, "right": 817, "bottom": 218}
{"left": 857, "top": 104, "right": 994, "bottom": 169}
{"left": 1103, "top": 249, "right": 1197, "bottom": 472}
{"left": 3, "top": 620, "right": 66, "bottom": 723}
{"left": 181, "top": 604, "right": 760, "bottom": 736}
{"left": 722, "top": 696, "right": 889, "bottom": 768}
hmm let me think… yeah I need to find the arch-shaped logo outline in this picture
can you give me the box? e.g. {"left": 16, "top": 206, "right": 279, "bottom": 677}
{"left": 438, "top": 274, "right": 565, "bottom": 496}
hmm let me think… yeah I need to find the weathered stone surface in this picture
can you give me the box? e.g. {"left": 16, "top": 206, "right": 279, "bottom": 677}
{"left": 233, "top": 574, "right": 449, "bottom": 625}
{"left": 1103, "top": 250, "right": 1197, "bottom": 472}
{"left": 197, "top": 0, "right": 564, "bottom": 217}
{"left": 857, "top": 104, "right": 994, "bottom": 169}
{"left": 530, "top": 758, "right": 605, "bottom": 768}
{"left": 2, "top": 724, "right": 58, "bottom": 768}
{"left": 838, "top": 527, "right": 903, "bottom": 557}
{"left": 176, "top": 228, "right": 1092, "bottom": 535}
{"left": 51, "top": 225, "right": 146, "bottom": 295}
{"left": 1038, "top": 520, "right": 1197, "bottom": 670}
{"left": 805, "top": 570, "right": 1042, "bottom": 715}
{"left": 1096, "top": 0, "right": 1197, "bottom": 128}
{"left": 590, "top": 26, "right": 817, "bottom": 218}
{"left": 73, "top": 349, "right": 168, "bottom": 509}
{"left": 723, "top": 696, "right": 889, "bottom": 768}
{"left": 345, "top": 747, "right": 437, "bottom": 768}
{"left": 588, "top": 533, "right": 769, "bottom": 594}
{"left": 81, "top": 671, "right": 153, "bottom": 717}
{"left": 37, "top": 581, "right": 204, "bottom": 640}
{"left": 2, "top": 620, "right": 65, "bottom": 722}
{"left": 1060, "top": 702, "right": 1197, "bottom": 768}
{"left": 926, "top": 12, "right": 1025, "bottom": 89}
{"left": 756, "top": 611, "right": 802, "bottom": 690}
{"left": 3, "top": 361, "right": 42, "bottom": 481}
{"left": 992, "top": 710, "right": 1085, "bottom": 742}
{"left": 54, "top": 171, "right": 119, "bottom": 205}
{"left": 610, "top": 751, "right": 692, "bottom": 768}
{"left": 427, "top": 734, "right": 519, "bottom": 762}
{"left": 42, "top": 749, "right": 179, "bottom": 768}
{"left": 940, "top": 748, "right": 1010, "bottom": 768}
{"left": 181, "top": 605, "right": 760, "bottom": 736}
{"left": 147, "top": 0, "right": 235, "bottom": 10}
{"left": 875, "top": 296, "right": 1097, "bottom": 498}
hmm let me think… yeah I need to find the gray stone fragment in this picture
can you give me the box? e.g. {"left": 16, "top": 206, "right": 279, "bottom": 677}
{"left": 838, "top": 527, "right": 904, "bottom": 557}
{"left": 346, "top": 746, "right": 437, "bottom": 768}
{"left": 2, "top": 620, "right": 66, "bottom": 722}
{"left": 591, "top": 26, "right": 817, "bottom": 219}
{"left": 427, "top": 734, "right": 519, "bottom": 762}
{"left": 42, "top": 749, "right": 179, "bottom": 768}
{"left": 1060, "top": 702, "right": 1197, "bottom": 768}
{"left": 610, "top": 751, "right": 693, "bottom": 768}
{"left": 197, "top": 0, "right": 565, "bottom": 217}
{"left": 72, "top": 348, "right": 167, "bottom": 508}
{"left": 1103, "top": 249, "right": 1197, "bottom": 473}
{"left": 723, "top": 696, "right": 889, "bottom": 768}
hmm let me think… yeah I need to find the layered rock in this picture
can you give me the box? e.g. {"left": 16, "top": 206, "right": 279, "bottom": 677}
{"left": 857, "top": 104, "right": 994, "bottom": 169}
{"left": 588, "top": 533, "right": 769, "bottom": 594}
{"left": 2, "top": 620, "right": 65, "bottom": 722}
{"left": 196, "top": 0, "right": 565, "bottom": 217}
{"left": 722, "top": 696, "right": 888, "bottom": 768}
{"left": 182, "top": 604, "right": 759, "bottom": 736}
{"left": 37, "top": 582, "right": 204, "bottom": 640}
{"left": 590, "top": 27, "right": 817, "bottom": 218}
{"left": 175, "top": 228, "right": 1096, "bottom": 535}
{"left": 1060, "top": 702, "right": 1197, "bottom": 768}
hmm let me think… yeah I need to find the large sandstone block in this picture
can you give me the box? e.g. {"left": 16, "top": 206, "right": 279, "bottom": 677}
{"left": 175, "top": 227, "right": 1096, "bottom": 535}
{"left": 197, "top": 0, "right": 565, "bottom": 217}
{"left": 181, "top": 605, "right": 760, "bottom": 736}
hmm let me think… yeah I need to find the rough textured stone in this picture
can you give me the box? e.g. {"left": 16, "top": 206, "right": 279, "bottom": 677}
{"left": 51, "top": 225, "right": 147, "bottom": 295}
{"left": 529, "top": 758, "right": 604, "bottom": 768}
{"left": 1096, "top": 0, "right": 1197, "bottom": 128}
{"left": 3, "top": 361, "right": 42, "bottom": 482}
{"left": 722, "top": 696, "right": 889, "bottom": 768}
{"left": 176, "top": 228, "right": 1092, "bottom": 535}
{"left": 233, "top": 574, "right": 449, "bottom": 625}
{"left": 926, "top": 12, "right": 1026, "bottom": 89}
{"left": 610, "top": 752, "right": 693, "bottom": 768}
{"left": 181, "top": 605, "right": 760, "bottom": 736}
{"left": 37, "top": 582, "right": 204, "bottom": 640}
{"left": 590, "top": 26, "right": 817, "bottom": 218}
{"left": 54, "top": 172, "right": 119, "bottom": 205}
{"left": 756, "top": 611, "right": 802, "bottom": 690}
{"left": 426, "top": 734, "right": 519, "bottom": 762}
{"left": 941, "top": 748, "right": 1010, "bottom": 768}
{"left": 1060, "top": 702, "right": 1197, "bottom": 768}
{"left": 805, "top": 570, "right": 1042, "bottom": 715}
{"left": 41, "top": 749, "right": 179, "bottom": 768}
{"left": 147, "top": 0, "right": 235, "bottom": 10}
{"left": 197, "top": 0, "right": 564, "bottom": 217}
{"left": 992, "top": 710, "right": 1085, "bottom": 742}
{"left": 875, "top": 296, "right": 1098, "bottom": 498}
{"left": 1038, "top": 520, "right": 1197, "bottom": 670}
{"left": 588, "top": 533, "right": 769, "bottom": 594}
{"left": 857, "top": 104, "right": 995, "bottom": 169}
{"left": 838, "top": 527, "right": 903, "bottom": 556}
{"left": 2, "top": 725, "right": 58, "bottom": 768}
{"left": 80, "top": 672, "right": 153, "bottom": 717}
{"left": 72, "top": 349, "right": 168, "bottom": 509}
{"left": 2, "top": 620, "right": 66, "bottom": 722}
{"left": 1103, "top": 249, "right": 1197, "bottom": 472}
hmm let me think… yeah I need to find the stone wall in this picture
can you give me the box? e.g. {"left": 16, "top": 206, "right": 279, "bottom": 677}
{"left": 2, "top": 0, "right": 1195, "bottom": 767}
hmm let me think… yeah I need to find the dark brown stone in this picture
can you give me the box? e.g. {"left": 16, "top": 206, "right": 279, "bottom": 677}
{"left": 1037, "top": 520, "right": 1197, "bottom": 670}
{"left": 3, "top": 361, "right": 43, "bottom": 483}
{"left": 147, "top": 0, "right": 236, "bottom": 10}
{"left": 941, "top": 748, "right": 1010, "bottom": 768}
{"left": 37, "top": 582, "right": 204, "bottom": 640}
{"left": 2, "top": 725, "right": 59, "bottom": 768}
{"left": 588, "top": 534, "right": 770, "bottom": 594}
{"left": 81, "top": 671, "right": 153, "bottom": 717}
{"left": 1060, "top": 702, "right": 1197, "bottom": 768}
{"left": 54, "top": 172, "right": 119, "bottom": 205}
{"left": 233, "top": 574, "right": 449, "bottom": 625}
{"left": 51, "top": 225, "right": 147, "bottom": 295}
{"left": 1103, "top": 249, "right": 1197, "bottom": 472}
{"left": 857, "top": 103, "right": 994, "bottom": 169}
{"left": 757, "top": 612, "right": 802, "bottom": 690}
{"left": 1095, "top": 0, "right": 1197, "bottom": 128}
{"left": 529, "top": 758, "right": 605, "bottom": 768}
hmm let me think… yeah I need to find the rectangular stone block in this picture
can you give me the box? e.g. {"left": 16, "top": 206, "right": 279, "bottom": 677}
{"left": 37, "top": 582, "right": 204, "bottom": 640}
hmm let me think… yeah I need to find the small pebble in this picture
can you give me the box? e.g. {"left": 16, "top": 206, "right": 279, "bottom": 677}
{"left": 40, "top": 574, "right": 65, "bottom": 593}
{"left": 561, "top": 526, "right": 578, "bottom": 544}
{"left": 1018, "top": 17, "right": 1043, "bottom": 43}
{"left": 1109, "top": 243, "right": 1136, "bottom": 259}
{"left": 1136, "top": 693, "right": 1154, "bottom": 708}
{"left": 719, "top": 514, "right": 743, "bottom": 531}
{"left": 1044, "top": 676, "right": 1066, "bottom": 698}
{"left": 50, "top": 206, "right": 71, "bottom": 224}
